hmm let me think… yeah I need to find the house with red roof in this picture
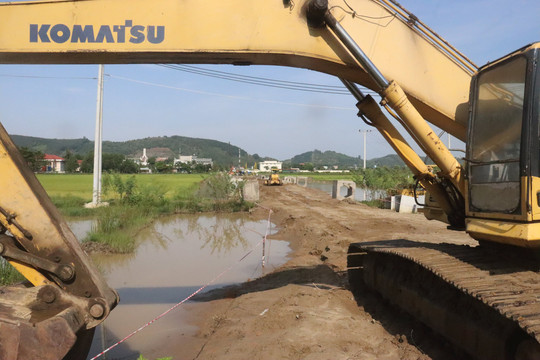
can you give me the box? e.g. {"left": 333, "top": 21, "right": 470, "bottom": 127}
{"left": 43, "top": 154, "right": 65, "bottom": 173}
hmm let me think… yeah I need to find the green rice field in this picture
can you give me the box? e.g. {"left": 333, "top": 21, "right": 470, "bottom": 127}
{"left": 36, "top": 174, "right": 207, "bottom": 201}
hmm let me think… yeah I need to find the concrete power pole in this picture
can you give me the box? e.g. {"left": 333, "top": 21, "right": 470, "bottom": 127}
{"left": 360, "top": 129, "right": 372, "bottom": 169}
{"left": 359, "top": 129, "right": 372, "bottom": 201}
{"left": 91, "top": 64, "right": 105, "bottom": 206}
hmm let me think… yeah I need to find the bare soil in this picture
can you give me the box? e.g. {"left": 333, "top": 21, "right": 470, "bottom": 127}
{"left": 166, "top": 184, "right": 477, "bottom": 359}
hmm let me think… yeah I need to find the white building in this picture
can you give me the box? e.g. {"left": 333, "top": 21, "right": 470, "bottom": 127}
{"left": 174, "top": 155, "right": 213, "bottom": 167}
{"left": 139, "top": 148, "right": 149, "bottom": 166}
{"left": 43, "top": 154, "right": 65, "bottom": 173}
{"left": 259, "top": 160, "right": 282, "bottom": 171}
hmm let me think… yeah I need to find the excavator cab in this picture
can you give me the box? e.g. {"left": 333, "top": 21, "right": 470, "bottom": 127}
{"left": 465, "top": 43, "right": 540, "bottom": 247}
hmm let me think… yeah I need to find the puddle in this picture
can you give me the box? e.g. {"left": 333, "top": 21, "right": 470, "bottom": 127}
{"left": 68, "top": 218, "right": 95, "bottom": 241}
{"left": 84, "top": 213, "right": 289, "bottom": 360}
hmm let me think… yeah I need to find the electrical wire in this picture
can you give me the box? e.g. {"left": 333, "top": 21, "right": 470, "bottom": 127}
{"left": 329, "top": 0, "right": 396, "bottom": 27}
{"left": 0, "top": 74, "right": 97, "bottom": 80}
{"left": 160, "top": 64, "right": 346, "bottom": 90}
{"left": 107, "top": 74, "right": 357, "bottom": 110}
{"left": 158, "top": 64, "right": 379, "bottom": 96}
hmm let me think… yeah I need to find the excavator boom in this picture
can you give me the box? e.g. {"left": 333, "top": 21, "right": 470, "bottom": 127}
{"left": 0, "top": 0, "right": 472, "bottom": 139}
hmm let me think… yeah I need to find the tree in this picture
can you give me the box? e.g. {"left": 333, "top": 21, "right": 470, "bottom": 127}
{"left": 18, "top": 147, "right": 45, "bottom": 172}
{"left": 63, "top": 150, "right": 80, "bottom": 173}
{"left": 80, "top": 152, "right": 94, "bottom": 173}
{"left": 65, "top": 157, "right": 79, "bottom": 173}
{"left": 352, "top": 167, "right": 414, "bottom": 194}
{"left": 300, "top": 162, "right": 314, "bottom": 171}
{"left": 155, "top": 161, "right": 171, "bottom": 173}
{"left": 102, "top": 153, "right": 125, "bottom": 172}
{"left": 119, "top": 159, "right": 139, "bottom": 174}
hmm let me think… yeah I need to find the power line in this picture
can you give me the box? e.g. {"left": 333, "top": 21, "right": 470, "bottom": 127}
{"left": 161, "top": 64, "right": 346, "bottom": 90}
{"left": 158, "top": 64, "right": 349, "bottom": 94}
{"left": 157, "top": 64, "right": 378, "bottom": 96}
{"left": 107, "top": 74, "right": 357, "bottom": 110}
{"left": 1, "top": 65, "right": 379, "bottom": 97}
{"left": 0, "top": 73, "right": 97, "bottom": 80}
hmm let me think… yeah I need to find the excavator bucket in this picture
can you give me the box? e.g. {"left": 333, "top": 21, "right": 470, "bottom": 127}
{"left": 0, "top": 284, "right": 94, "bottom": 360}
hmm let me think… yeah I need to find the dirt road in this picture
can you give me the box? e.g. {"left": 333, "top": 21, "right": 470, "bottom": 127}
{"left": 170, "top": 184, "right": 477, "bottom": 359}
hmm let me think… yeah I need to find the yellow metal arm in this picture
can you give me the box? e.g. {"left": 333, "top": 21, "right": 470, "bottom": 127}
{"left": 0, "top": 0, "right": 472, "bottom": 139}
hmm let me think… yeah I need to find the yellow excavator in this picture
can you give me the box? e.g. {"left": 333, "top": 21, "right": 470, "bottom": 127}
{"left": 1, "top": 0, "right": 540, "bottom": 358}
{"left": 264, "top": 168, "right": 283, "bottom": 186}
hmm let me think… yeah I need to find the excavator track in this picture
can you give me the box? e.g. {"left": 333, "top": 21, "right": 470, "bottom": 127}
{"left": 347, "top": 240, "right": 540, "bottom": 360}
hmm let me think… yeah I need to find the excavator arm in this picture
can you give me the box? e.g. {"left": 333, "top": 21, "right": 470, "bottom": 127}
{"left": 0, "top": 0, "right": 473, "bottom": 138}
{"left": 0, "top": 0, "right": 479, "bottom": 358}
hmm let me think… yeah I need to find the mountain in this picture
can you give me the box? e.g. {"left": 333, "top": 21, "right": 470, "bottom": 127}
{"left": 11, "top": 134, "right": 414, "bottom": 169}
{"left": 367, "top": 154, "right": 405, "bottom": 167}
{"left": 10, "top": 134, "right": 264, "bottom": 167}
{"left": 285, "top": 150, "right": 361, "bottom": 168}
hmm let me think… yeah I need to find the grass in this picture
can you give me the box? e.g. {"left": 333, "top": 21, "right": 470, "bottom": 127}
{"left": 86, "top": 204, "right": 155, "bottom": 253}
{"left": 37, "top": 174, "right": 94, "bottom": 201}
{"left": 137, "top": 356, "right": 172, "bottom": 360}
{"left": 50, "top": 195, "right": 95, "bottom": 217}
{"left": 0, "top": 259, "right": 24, "bottom": 286}
{"left": 360, "top": 199, "right": 387, "bottom": 208}
{"left": 37, "top": 173, "right": 206, "bottom": 201}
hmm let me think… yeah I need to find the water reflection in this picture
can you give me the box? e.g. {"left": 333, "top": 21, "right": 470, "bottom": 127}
{"left": 67, "top": 218, "right": 94, "bottom": 241}
{"left": 85, "top": 213, "right": 289, "bottom": 360}
{"left": 189, "top": 215, "right": 255, "bottom": 253}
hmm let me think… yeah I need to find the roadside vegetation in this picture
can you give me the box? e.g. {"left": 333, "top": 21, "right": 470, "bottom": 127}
{"left": 137, "top": 355, "right": 171, "bottom": 360}
{"left": 352, "top": 167, "right": 415, "bottom": 194}
{"left": 352, "top": 167, "right": 416, "bottom": 208}
{"left": 0, "top": 259, "right": 24, "bottom": 286}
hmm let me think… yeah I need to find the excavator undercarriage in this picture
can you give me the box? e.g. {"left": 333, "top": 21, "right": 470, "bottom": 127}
{"left": 348, "top": 241, "right": 540, "bottom": 360}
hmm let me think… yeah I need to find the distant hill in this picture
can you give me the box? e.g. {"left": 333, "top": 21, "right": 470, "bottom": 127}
{"left": 10, "top": 134, "right": 264, "bottom": 167}
{"left": 11, "top": 135, "right": 416, "bottom": 169}
{"left": 367, "top": 154, "right": 405, "bottom": 167}
{"left": 285, "top": 150, "right": 361, "bottom": 168}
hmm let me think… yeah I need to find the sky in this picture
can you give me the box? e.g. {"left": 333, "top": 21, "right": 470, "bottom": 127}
{"left": 1, "top": 0, "right": 539, "bottom": 161}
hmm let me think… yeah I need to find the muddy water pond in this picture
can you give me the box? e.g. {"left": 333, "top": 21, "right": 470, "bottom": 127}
{"left": 68, "top": 213, "right": 290, "bottom": 360}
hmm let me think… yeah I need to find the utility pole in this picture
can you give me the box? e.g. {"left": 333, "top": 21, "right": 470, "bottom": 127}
{"left": 91, "top": 64, "right": 105, "bottom": 206}
{"left": 360, "top": 129, "right": 372, "bottom": 169}
{"left": 359, "top": 129, "right": 372, "bottom": 201}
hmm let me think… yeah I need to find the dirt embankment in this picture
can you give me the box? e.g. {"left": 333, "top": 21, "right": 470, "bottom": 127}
{"left": 174, "top": 184, "right": 477, "bottom": 359}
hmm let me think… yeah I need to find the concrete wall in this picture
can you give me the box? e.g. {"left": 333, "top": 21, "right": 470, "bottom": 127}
{"left": 297, "top": 176, "right": 308, "bottom": 187}
{"left": 242, "top": 179, "right": 259, "bottom": 201}
{"left": 395, "top": 195, "right": 425, "bottom": 213}
{"left": 332, "top": 180, "right": 356, "bottom": 200}
{"left": 283, "top": 176, "right": 297, "bottom": 184}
